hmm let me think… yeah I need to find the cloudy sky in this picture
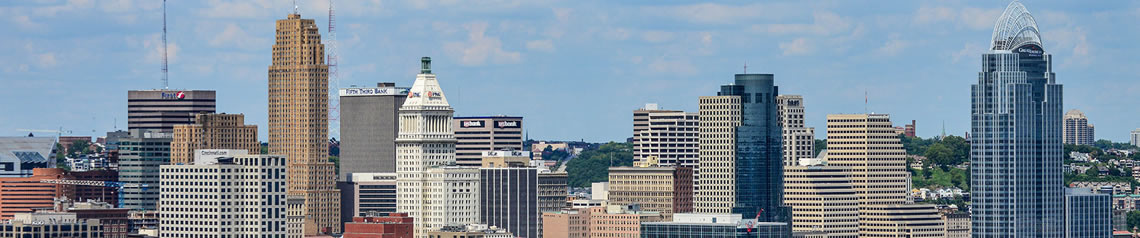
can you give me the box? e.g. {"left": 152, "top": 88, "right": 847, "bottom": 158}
{"left": 1, "top": 0, "right": 1138, "bottom": 142}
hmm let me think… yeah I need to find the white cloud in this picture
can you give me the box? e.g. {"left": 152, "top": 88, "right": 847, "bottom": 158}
{"left": 198, "top": 0, "right": 274, "bottom": 18}
{"left": 699, "top": 32, "right": 713, "bottom": 45}
{"left": 553, "top": 8, "right": 572, "bottom": 22}
{"left": 913, "top": 6, "right": 1001, "bottom": 30}
{"left": 30, "top": 0, "right": 94, "bottom": 17}
{"left": 443, "top": 22, "right": 522, "bottom": 66}
{"left": 37, "top": 53, "right": 57, "bottom": 68}
{"left": 139, "top": 33, "right": 180, "bottom": 64}
{"left": 209, "top": 24, "right": 267, "bottom": 49}
{"left": 646, "top": 3, "right": 786, "bottom": 24}
{"left": 1045, "top": 27, "right": 1091, "bottom": 67}
{"left": 874, "top": 34, "right": 909, "bottom": 56}
{"left": 779, "top": 38, "right": 812, "bottom": 56}
{"left": 642, "top": 31, "right": 674, "bottom": 43}
{"left": 951, "top": 43, "right": 983, "bottom": 63}
{"left": 647, "top": 58, "right": 697, "bottom": 75}
{"left": 762, "top": 11, "right": 851, "bottom": 36}
{"left": 526, "top": 40, "right": 555, "bottom": 52}
{"left": 606, "top": 28, "right": 632, "bottom": 41}
{"left": 11, "top": 15, "right": 41, "bottom": 29}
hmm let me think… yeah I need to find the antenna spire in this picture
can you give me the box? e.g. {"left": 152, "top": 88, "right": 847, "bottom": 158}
{"left": 293, "top": 0, "right": 299, "bottom": 14}
{"left": 162, "top": 0, "right": 168, "bottom": 89}
{"left": 327, "top": 0, "right": 341, "bottom": 139}
{"left": 743, "top": 61, "right": 748, "bottom": 74}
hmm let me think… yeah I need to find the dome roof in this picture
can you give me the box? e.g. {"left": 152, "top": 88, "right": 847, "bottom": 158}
{"left": 990, "top": 1, "right": 1043, "bottom": 51}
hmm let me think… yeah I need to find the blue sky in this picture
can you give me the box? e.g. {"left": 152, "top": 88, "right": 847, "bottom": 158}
{"left": 1, "top": 0, "right": 1138, "bottom": 142}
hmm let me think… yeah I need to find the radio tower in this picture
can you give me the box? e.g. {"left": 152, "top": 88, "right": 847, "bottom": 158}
{"left": 327, "top": 0, "right": 341, "bottom": 139}
{"left": 162, "top": 0, "right": 169, "bottom": 89}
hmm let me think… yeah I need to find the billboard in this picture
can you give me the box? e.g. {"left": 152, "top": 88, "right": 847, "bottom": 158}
{"left": 461, "top": 120, "right": 485, "bottom": 128}
{"left": 494, "top": 120, "right": 521, "bottom": 129}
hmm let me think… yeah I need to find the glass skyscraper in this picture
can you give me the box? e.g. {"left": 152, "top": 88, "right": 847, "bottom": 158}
{"left": 719, "top": 74, "right": 792, "bottom": 226}
{"left": 970, "top": 2, "right": 1064, "bottom": 237}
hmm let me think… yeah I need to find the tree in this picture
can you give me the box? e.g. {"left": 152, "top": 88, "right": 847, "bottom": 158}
{"left": 1128, "top": 211, "right": 1140, "bottom": 232}
{"left": 924, "top": 143, "right": 954, "bottom": 167}
{"left": 566, "top": 142, "right": 633, "bottom": 187}
{"left": 68, "top": 140, "right": 91, "bottom": 157}
{"left": 813, "top": 139, "right": 827, "bottom": 156}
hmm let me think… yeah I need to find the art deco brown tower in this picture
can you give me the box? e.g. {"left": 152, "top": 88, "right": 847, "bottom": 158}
{"left": 268, "top": 13, "right": 340, "bottom": 234}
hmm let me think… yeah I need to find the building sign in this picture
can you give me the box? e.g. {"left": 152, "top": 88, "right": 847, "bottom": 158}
{"left": 192, "top": 149, "right": 248, "bottom": 165}
{"left": 1015, "top": 45, "right": 1043, "bottom": 57}
{"left": 461, "top": 120, "right": 485, "bottom": 128}
{"left": 494, "top": 120, "right": 521, "bottom": 129}
{"left": 340, "top": 87, "right": 410, "bottom": 97}
{"left": 482, "top": 150, "right": 531, "bottom": 157}
{"left": 161, "top": 91, "right": 186, "bottom": 100}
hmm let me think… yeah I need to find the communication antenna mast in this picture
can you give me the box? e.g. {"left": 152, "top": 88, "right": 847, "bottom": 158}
{"left": 327, "top": 0, "right": 341, "bottom": 138}
{"left": 162, "top": 0, "right": 169, "bottom": 89}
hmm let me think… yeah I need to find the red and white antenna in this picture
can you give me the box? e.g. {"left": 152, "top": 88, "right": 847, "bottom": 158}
{"left": 327, "top": 0, "right": 341, "bottom": 138}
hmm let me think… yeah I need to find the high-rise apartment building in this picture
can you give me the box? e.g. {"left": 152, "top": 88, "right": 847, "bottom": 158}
{"left": 776, "top": 95, "right": 815, "bottom": 166}
{"left": 607, "top": 166, "right": 693, "bottom": 219}
{"left": 782, "top": 163, "right": 859, "bottom": 237}
{"left": 338, "top": 173, "right": 397, "bottom": 225}
{"left": 971, "top": 2, "right": 1065, "bottom": 237}
{"left": 1063, "top": 109, "right": 1095, "bottom": 145}
{"left": 118, "top": 130, "right": 171, "bottom": 211}
{"left": 695, "top": 94, "right": 740, "bottom": 214}
{"left": 395, "top": 58, "right": 481, "bottom": 238}
{"left": 1063, "top": 188, "right": 1111, "bottom": 238}
{"left": 339, "top": 83, "right": 409, "bottom": 180}
{"left": 170, "top": 113, "right": 259, "bottom": 165}
{"left": 826, "top": 114, "right": 945, "bottom": 237}
{"left": 453, "top": 116, "right": 524, "bottom": 166}
{"left": 268, "top": 13, "right": 339, "bottom": 234}
{"left": 632, "top": 104, "right": 699, "bottom": 168}
{"left": 158, "top": 155, "right": 287, "bottom": 237}
{"left": 1132, "top": 129, "right": 1140, "bottom": 147}
{"left": 480, "top": 166, "right": 539, "bottom": 238}
{"left": 127, "top": 90, "right": 216, "bottom": 133}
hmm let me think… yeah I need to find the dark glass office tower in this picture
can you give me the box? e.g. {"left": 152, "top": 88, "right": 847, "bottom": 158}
{"left": 971, "top": 2, "right": 1063, "bottom": 237}
{"left": 719, "top": 74, "right": 791, "bottom": 227}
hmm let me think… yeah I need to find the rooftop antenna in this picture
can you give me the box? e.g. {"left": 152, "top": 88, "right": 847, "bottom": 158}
{"left": 327, "top": 0, "right": 341, "bottom": 139}
{"left": 293, "top": 0, "right": 299, "bottom": 14}
{"left": 864, "top": 89, "right": 868, "bottom": 114}
{"left": 161, "top": 0, "right": 168, "bottom": 89}
{"left": 743, "top": 61, "right": 747, "bottom": 74}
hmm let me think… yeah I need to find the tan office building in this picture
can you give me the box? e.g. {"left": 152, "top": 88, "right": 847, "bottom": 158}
{"left": 632, "top": 104, "right": 699, "bottom": 168}
{"left": 541, "top": 206, "right": 664, "bottom": 238}
{"left": 777, "top": 95, "right": 815, "bottom": 166}
{"left": 453, "top": 116, "right": 524, "bottom": 166}
{"left": 694, "top": 95, "right": 741, "bottom": 213}
{"left": 826, "top": 114, "right": 945, "bottom": 237}
{"left": 268, "top": 13, "right": 339, "bottom": 234}
{"left": 170, "top": 113, "right": 259, "bottom": 165}
{"left": 783, "top": 163, "right": 859, "bottom": 237}
{"left": 607, "top": 166, "right": 693, "bottom": 219}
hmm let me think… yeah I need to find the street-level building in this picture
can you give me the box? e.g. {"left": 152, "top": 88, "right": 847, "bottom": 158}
{"left": 453, "top": 116, "right": 524, "bottom": 166}
{"left": 428, "top": 224, "right": 514, "bottom": 238}
{"left": 640, "top": 213, "right": 791, "bottom": 238}
{"left": 127, "top": 90, "right": 216, "bottom": 133}
{"left": 343, "top": 213, "right": 414, "bottom": 238}
{"left": 158, "top": 155, "right": 288, "bottom": 237}
{"left": 338, "top": 83, "right": 409, "bottom": 180}
{"left": 541, "top": 205, "right": 665, "bottom": 238}
{"left": 0, "top": 212, "right": 102, "bottom": 238}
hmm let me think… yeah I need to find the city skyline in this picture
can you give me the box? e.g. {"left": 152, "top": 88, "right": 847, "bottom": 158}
{"left": 2, "top": 0, "right": 1138, "bottom": 143}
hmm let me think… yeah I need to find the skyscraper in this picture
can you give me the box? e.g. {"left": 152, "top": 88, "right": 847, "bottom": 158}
{"left": 1132, "top": 129, "right": 1140, "bottom": 147}
{"left": 694, "top": 95, "right": 740, "bottom": 213}
{"left": 268, "top": 13, "right": 340, "bottom": 234}
{"left": 776, "top": 95, "right": 814, "bottom": 166}
{"left": 632, "top": 104, "right": 699, "bottom": 168}
{"left": 453, "top": 116, "right": 524, "bottom": 166}
{"left": 126, "top": 90, "right": 216, "bottom": 133}
{"left": 971, "top": 2, "right": 1064, "bottom": 237}
{"left": 395, "top": 57, "right": 479, "bottom": 238}
{"left": 338, "top": 83, "right": 409, "bottom": 179}
{"left": 159, "top": 155, "right": 288, "bottom": 237}
{"left": 118, "top": 130, "right": 170, "bottom": 210}
{"left": 480, "top": 166, "right": 539, "bottom": 238}
{"left": 717, "top": 74, "right": 791, "bottom": 226}
{"left": 170, "top": 113, "right": 259, "bottom": 165}
{"left": 1063, "top": 109, "right": 1095, "bottom": 145}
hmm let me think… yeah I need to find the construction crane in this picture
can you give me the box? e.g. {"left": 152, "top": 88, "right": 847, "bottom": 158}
{"left": 326, "top": 0, "right": 341, "bottom": 139}
{"left": 40, "top": 179, "right": 149, "bottom": 208}
{"left": 746, "top": 208, "right": 764, "bottom": 233}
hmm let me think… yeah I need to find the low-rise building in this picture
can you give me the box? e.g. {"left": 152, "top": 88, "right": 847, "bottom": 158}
{"left": 342, "top": 213, "right": 413, "bottom": 238}
{"left": 640, "top": 213, "right": 791, "bottom": 238}
{"left": 0, "top": 168, "right": 68, "bottom": 220}
{"left": 1070, "top": 182, "right": 1131, "bottom": 195}
{"left": 941, "top": 212, "right": 970, "bottom": 238}
{"left": 0, "top": 211, "right": 103, "bottom": 237}
{"left": 542, "top": 205, "right": 665, "bottom": 238}
{"left": 607, "top": 166, "right": 693, "bottom": 219}
{"left": 428, "top": 224, "right": 514, "bottom": 238}
{"left": 0, "top": 137, "right": 55, "bottom": 177}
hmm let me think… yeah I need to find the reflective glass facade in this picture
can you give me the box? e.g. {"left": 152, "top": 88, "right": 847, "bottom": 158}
{"left": 718, "top": 74, "right": 792, "bottom": 226}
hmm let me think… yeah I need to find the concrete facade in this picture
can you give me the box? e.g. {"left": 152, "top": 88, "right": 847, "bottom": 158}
{"left": 268, "top": 13, "right": 340, "bottom": 234}
{"left": 158, "top": 155, "right": 288, "bottom": 237}
{"left": 0, "top": 137, "right": 55, "bottom": 177}
{"left": 1063, "top": 109, "right": 1095, "bottom": 145}
{"left": 338, "top": 83, "right": 409, "bottom": 180}
{"left": 453, "top": 116, "right": 524, "bottom": 166}
{"left": 339, "top": 173, "right": 397, "bottom": 227}
{"left": 540, "top": 206, "right": 664, "bottom": 238}
{"left": 126, "top": 90, "right": 216, "bottom": 133}
{"left": 776, "top": 95, "right": 815, "bottom": 167}
{"left": 632, "top": 104, "right": 699, "bottom": 169}
{"left": 170, "top": 113, "right": 259, "bottom": 165}
{"left": 782, "top": 165, "right": 859, "bottom": 237}
{"left": 607, "top": 166, "right": 693, "bottom": 219}
{"left": 694, "top": 95, "right": 740, "bottom": 213}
